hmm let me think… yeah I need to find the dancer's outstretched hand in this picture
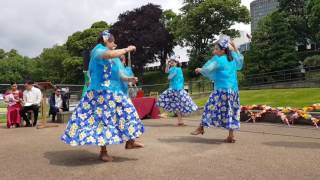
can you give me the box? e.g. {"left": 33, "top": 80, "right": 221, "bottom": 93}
{"left": 126, "top": 45, "right": 136, "bottom": 52}
{"left": 128, "top": 77, "right": 138, "bottom": 84}
{"left": 195, "top": 68, "right": 202, "bottom": 74}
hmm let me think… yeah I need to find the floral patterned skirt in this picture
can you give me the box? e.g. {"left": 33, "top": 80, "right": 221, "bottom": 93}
{"left": 61, "top": 90, "right": 144, "bottom": 146}
{"left": 201, "top": 90, "right": 240, "bottom": 130}
{"left": 157, "top": 89, "right": 198, "bottom": 115}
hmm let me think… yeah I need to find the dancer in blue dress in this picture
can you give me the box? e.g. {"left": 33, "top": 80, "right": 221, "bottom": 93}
{"left": 119, "top": 55, "right": 135, "bottom": 96}
{"left": 191, "top": 35, "right": 244, "bottom": 143}
{"left": 157, "top": 56, "right": 198, "bottom": 126}
{"left": 61, "top": 30, "right": 144, "bottom": 162}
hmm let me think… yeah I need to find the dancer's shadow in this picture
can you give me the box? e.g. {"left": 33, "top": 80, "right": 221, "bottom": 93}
{"left": 263, "top": 141, "right": 320, "bottom": 149}
{"left": 44, "top": 150, "right": 138, "bottom": 167}
{"left": 145, "top": 123, "right": 179, "bottom": 127}
{"left": 158, "top": 136, "right": 224, "bottom": 145}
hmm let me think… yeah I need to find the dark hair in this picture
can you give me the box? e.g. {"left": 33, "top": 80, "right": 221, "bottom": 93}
{"left": 96, "top": 33, "right": 115, "bottom": 46}
{"left": 24, "top": 80, "right": 33, "bottom": 85}
{"left": 10, "top": 82, "right": 17, "bottom": 86}
{"left": 55, "top": 87, "right": 61, "bottom": 91}
{"left": 217, "top": 44, "right": 233, "bottom": 62}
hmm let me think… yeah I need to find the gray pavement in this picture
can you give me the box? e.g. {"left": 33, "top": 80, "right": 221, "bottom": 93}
{"left": 0, "top": 117, "right": 320, "bottom": 180}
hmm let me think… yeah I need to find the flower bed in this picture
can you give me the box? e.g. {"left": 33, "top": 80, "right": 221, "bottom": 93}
{"left": 240, "top": 104, "right": 320, "bottom": 128}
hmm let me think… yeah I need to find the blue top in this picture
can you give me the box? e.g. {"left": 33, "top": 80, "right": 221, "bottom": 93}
{"left": 121, "top": 67, "right": 134, "bottom": 95}
{"left": 168, "top": 67, "right": 184, "bottom": 90}
{"left": 200, "top": 51, "right": 244, "bottom": 92}
{"left": 124, "top": 67, "right": 134, "bottom": 77}
{"left": 109, "top": 58, "right": 126, "bottom": 93}
{"left": 88, "top": 44, "right": 124, "bottom": 93}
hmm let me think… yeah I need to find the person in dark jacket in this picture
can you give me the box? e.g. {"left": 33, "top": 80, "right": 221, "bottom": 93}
{"left": 49, "top": 87, "right": 68, "bottom": 122}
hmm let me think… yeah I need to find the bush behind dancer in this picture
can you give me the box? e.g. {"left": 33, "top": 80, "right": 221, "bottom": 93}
{"left": 61, "top": 30, "right": 144, "bottom": 162}
{"left": 157, "top": 56, "right": 198, "bottom": 126}
{"left": 191, "top": 35, "right": 244, "bottom": 143}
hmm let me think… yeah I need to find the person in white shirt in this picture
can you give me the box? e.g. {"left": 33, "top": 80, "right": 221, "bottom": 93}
{"left": 20, "top": 80, "right": 42, "bottom": 127}
{"left": 49, "top": 87, "right": 68, "bottom": 122}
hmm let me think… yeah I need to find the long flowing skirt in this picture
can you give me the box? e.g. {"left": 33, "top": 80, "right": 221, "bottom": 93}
{"left": 61, "top": 90, "right": 144, "bottom": 146}
{"left": 201, "top": 90, "right": 240, "bottom": 130}
{"left": 6, "top": 105, "right": 21, "bottom": 128}
{"left": 157, "top": 89, "right": 198, "bottom": 114}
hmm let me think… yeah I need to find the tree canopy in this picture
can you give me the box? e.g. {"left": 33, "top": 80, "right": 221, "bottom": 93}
{"left": 111, "top": 3, "right": 175, "bottom": 73}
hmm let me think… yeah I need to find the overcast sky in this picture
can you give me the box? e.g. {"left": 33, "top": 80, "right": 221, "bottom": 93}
{"left": 0, "top": 0, "right": 253, "bottom": 57}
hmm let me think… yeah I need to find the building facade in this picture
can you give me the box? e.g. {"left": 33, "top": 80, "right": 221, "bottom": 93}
{"left": 250, "top": 0, "right": 279, "bottom": 32}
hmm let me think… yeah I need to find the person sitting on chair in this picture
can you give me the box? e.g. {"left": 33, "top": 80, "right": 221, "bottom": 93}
{"left": 49, "top": 87, "right": 68, "bottom": 122}
{"left": 20, "top": 80, "right": 42, "bottom": 127}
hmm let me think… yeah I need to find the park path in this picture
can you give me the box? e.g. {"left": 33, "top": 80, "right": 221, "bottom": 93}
{"left": 0, "top": 117, "right": 320, "bottom": 180}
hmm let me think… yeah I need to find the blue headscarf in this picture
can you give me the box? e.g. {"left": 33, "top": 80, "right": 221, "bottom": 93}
{"left": 217, "top": 35, "right": 230, "bottom": 50}
{"left": 101, "top": 30, "right": 112, "bottom": 41}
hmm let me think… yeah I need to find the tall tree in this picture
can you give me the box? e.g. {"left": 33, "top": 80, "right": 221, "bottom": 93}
{"left": 279, "top": 0, "right": 309, "bottom": 47}
{"left": 35, "top": 45, "right": 71, "bottom": 83}
{"left": 172, "top": 0, "right": 250, "bottom": 75}
{"left": 66, "top": 21, "right": 111, "bottom": 56}
{"left": 0, "top": 49, "right": 35, "bottom": 83}
{"left": 245, "top": 11, "right": 298, "bottom": 76}
{"left": 307, "top": 0, "right": 320, "bottom": 48}
{"left": 110, "top": 4, "right": 175, "bottom": 74}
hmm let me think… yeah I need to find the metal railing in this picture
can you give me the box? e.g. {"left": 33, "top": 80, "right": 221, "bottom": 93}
{"left": 243, "top": 65, "right": 320, "bottom": 86}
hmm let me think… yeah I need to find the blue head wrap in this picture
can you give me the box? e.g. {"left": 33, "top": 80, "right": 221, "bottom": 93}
{"left": 217, "top": 35, "right": 230, "bottom": 50}
{"left": 101, "top": 30, "right": 112, "bottom": 41}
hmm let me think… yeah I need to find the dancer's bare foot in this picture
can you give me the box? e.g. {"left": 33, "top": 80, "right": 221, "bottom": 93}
{"left": 190, "top": 126, "right": 204, "bottom": 135}
{"left": 99, "top": 150, "right": 113, "bottom": 162}
{"left": 125, "top": 140, "right": 144, "bottom": 149}
{"left": 224, "top": 136, "right": 236, "bottom": 143}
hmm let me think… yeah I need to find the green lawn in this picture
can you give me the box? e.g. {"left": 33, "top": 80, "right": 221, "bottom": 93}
{"left": 194, "top": 88, "right": 320, "bottom": 108}
{"left": 0, "top": 88, "right": 319, "bottom": 123}
{"left": 0, "top": 114, "right": 5, "bottom": 123}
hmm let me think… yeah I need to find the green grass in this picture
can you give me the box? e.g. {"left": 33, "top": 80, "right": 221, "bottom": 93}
{"left": 0, "top": 102, "right": 6, "bottom": 108}
{"left": 194, "top": 88, "right": 320, "bottom": 108}
{"left": 0, "top": 114, "right": 5, "bottom": 123}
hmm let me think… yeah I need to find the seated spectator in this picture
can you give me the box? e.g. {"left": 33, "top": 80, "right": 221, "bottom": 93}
{"left": 49, "top": 87, "right": 69, "bottom": 122}
{"left": 4, "top": 82, "right": 23, "bottom": 128}
{"left": 20, "top": 80, "right": 42, "bottom": 127}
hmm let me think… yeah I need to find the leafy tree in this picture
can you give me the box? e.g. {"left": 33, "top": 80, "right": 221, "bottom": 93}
{"left": 244, "top": 11, "right": 298, "bottom": 76}
{"left": 35, "top": 45, "right": 71, "bottom": 83}
{"left": 62, "top": 56, "right": 83, "bottom": 84}
{"left": 0, "top": 49, "right": 35, "bottom": 83}
{"left": 110, "top": 4, "right": 175, "bottom": 74}
{"left": 307, "top": 0, "right": 320, "bottom": 48}
{"left": 172, "top": 0, "right": 250, "bottom": 75}
{"left": 66, "top": 21, "right": 111, "bottom": 56}
{"left": 278, "top": 0, "right": 309, "bottom": 47}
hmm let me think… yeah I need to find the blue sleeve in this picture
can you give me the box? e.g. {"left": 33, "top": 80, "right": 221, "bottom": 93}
{"left": 92, "top": 46, "right": 109, "bottom": 60}
{"left": 200, "top": 56, "right": 218, "bottom": 81}
{"left": 113, "top": 58, "right": 127, "bottom": 78}
{"left": 232, "top": 51, "right": 244, "bottom": 70}
{"left": 168, "top": 67, "right": 177, "bottom": 80}
{"left": 125, "top": 67, "right": 134, "bottom": 77}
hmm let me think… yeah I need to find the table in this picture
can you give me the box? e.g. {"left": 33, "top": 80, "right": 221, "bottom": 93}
{"left": 131, "top": 97, "right": 160, "bottom": 119}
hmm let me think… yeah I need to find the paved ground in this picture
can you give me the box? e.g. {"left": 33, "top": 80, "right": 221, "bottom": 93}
{"left": 0, "top": 117, "right": 320, "bottom": 180}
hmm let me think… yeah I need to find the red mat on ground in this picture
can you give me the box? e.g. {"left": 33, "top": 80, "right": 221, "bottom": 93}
{"left": 132, "top": 97, "right": 160, "bottom": 119}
